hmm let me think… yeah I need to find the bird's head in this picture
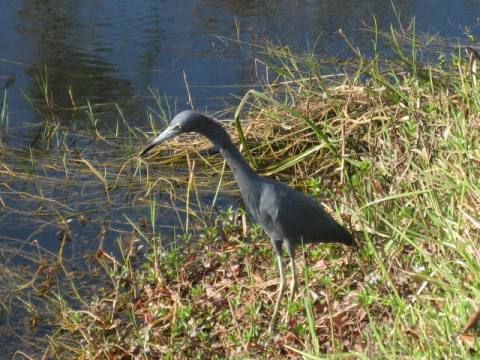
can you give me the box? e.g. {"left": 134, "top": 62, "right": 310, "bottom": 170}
{"left": 140, "top": 110, "right": 210, "bottom": 156}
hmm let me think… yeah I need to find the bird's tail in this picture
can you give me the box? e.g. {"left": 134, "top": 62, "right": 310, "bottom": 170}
{"left": 338, "top": 224, "right": 354, "bottom": 246}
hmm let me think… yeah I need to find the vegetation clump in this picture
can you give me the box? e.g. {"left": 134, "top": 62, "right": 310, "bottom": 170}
{"left": 1, "top": 25, "right": 480, "bottom": 358}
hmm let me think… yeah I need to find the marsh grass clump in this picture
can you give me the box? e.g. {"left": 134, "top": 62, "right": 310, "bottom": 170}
{"left": 2, "top": 23, "right": 480, "bottom": 358}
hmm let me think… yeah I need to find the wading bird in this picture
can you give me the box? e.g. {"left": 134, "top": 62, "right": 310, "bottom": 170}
{"left": 140, "top": 110, "right": 353, "bottom": 334}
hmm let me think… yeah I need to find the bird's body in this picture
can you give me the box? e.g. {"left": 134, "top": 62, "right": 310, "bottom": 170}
{"left": 253, "top": 178, "right": 353, "bottom": 250}
{"left": 141, "top": 110, "right": 353, "bottom": 333}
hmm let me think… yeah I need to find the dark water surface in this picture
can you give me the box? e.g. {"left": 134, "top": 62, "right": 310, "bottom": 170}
{"left": 1, "top": 0, "right": 479, "bottom": 138}
{"left": 0, "top": 0, "right": 479, "bottom": 355}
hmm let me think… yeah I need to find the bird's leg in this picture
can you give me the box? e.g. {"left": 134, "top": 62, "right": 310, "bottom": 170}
{"left": 288, "top": 255, "right": 298, "bottom": 303}
{"left": 269, "top": 241, "right": 285, "bottom": 335}
{"left": 286, "top": 244, "right": 297, "bottom": 303}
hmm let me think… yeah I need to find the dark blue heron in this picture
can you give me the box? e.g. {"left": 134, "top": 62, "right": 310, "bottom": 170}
{"left": 141, "top": 110, "right": 354, "bottom": 334}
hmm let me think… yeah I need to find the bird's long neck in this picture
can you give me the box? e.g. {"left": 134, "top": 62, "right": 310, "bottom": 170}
{"left": 198, "top": 121, "right": 259, "bottom": 192}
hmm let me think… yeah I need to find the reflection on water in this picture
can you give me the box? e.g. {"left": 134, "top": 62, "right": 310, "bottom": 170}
{"left": 1, "top": 0, "right": 479, "bottom": 137}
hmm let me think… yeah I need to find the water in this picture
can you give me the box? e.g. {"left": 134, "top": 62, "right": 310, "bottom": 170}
{"left": 0, "top": 0, "right": 478, "bottom": 355}
{"left": 1, "top": 1, "right": 479, "bottom": 139}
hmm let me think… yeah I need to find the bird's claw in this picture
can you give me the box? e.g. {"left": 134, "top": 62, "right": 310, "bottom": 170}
{"left": 268, "top": 322, "right": 276, "bottom": 336}
{"left": 288, "top": 282, "right": 298, "bottom": 303}
{"left": 268, "top": 314, "right": 279, "bottom": 336}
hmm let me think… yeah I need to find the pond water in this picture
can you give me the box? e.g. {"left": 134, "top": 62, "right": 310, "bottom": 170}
{"left": 0, "top": 0, "right": 479, "bottom": 355}
{"left": 1, "top": 1, "right": 479, "bottom": 139}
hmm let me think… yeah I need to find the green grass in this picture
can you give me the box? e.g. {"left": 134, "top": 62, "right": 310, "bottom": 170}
{"left": 1, "top": 23, "right": 480, "bottom": 358}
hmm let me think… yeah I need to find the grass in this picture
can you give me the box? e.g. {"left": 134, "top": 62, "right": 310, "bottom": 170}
{"left": 1, "top": 22, "right": 480, "bottom": 358}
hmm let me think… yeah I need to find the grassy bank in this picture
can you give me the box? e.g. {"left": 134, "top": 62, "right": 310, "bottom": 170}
{"left": 3, "top": 25, "right": 480, "bottom": 358}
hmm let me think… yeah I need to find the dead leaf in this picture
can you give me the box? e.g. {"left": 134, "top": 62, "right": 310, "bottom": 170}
{"left": 406, "top": 325, "right": 420, "bottom": 339}
{"left": 459, "top": 332, "right": 478, "bottom": 353}
{"left": 465, "top": 307, "right": 480, "bottom": 332}
{"left": 313, "top": 259, "right": 327, "bottom": 270}
{"left": 356, "top": 308, "right": 367, "bottom": 323}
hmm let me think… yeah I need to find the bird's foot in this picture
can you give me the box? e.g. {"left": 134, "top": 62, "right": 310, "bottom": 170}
{"left": 268, "top": 314, "right": 280, "bottom": 336}
{"left": 288, "top": 282, "right": 298, "bottom": 303}
{"left": 288, "top": 291, "right": 296, "bottom": 304}
{"left": 268, "top": 321, "right": 277, "bottom": 336}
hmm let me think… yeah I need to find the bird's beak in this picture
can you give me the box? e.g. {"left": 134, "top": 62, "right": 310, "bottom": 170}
{"left": 140, "top": 126, "right": 179, "bottom": 156}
